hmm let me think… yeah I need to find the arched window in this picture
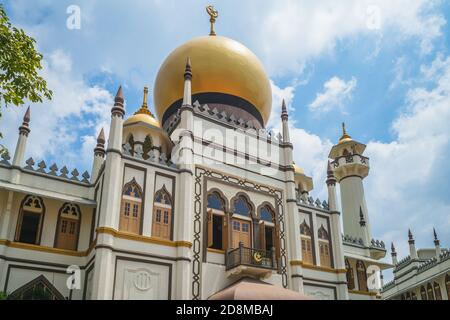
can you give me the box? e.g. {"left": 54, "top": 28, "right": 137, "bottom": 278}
{"left": 411, "top": 292, "right": 417, "bottom": 300}
{"left": 258, "top": 205, "right": 276, "bottom": 252}
{"left": 427, "top": 283, "right": 434, "bottom": 300}
{"left": 55, "top": 203, "right": 81, "bottom": 250}
{"left": 207, "top": 191, "right": 227, "bottom": 250}
{"left": 446, "top": 274, "right": 450, "bottom": 300}
{"left": 356, "top": 260, "right": 368, "bottom": 292}
{"left": 231, "top": 195, "right": 253, "bottom": 248}
{"left": 406, "top": 292, "right": 411, "bottom": 300}
{"left": 119, "top": 178, "right": 143, "bottom": 234}
{"left": 433, "top": 282, "right": 442, "bottom": 300}
{"left": 15, "top": 195, "right": 45, "bottom": 244}
{"left": 420, "top": 286, "right": 427, "bottom": 300}
{"left": 152, "top": 186, "right": 172, "bottom": 240}
{"left": 127, "top": 134, "right": 135, "bottom": 155}
{"left": 345, "top": 259, "right": 355, "bottom": 290}
{"left": 300, "top": 220, "right": 314, "bottom": 265}
{"left": 142, "top": 135, "right": 152, "bottom": 160}
{"left": 318, "top": 225, "right": 332, "bottom": 268}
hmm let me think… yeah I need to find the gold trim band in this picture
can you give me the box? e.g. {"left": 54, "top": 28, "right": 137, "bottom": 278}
{"left": 96, "top": 227, "right": 192, "bottom": 248}
{"left": 289, "top": 260, "right": 347, "bottom": 274}
{"left": 0, "top": 239, "right": 95, "bottom": 257}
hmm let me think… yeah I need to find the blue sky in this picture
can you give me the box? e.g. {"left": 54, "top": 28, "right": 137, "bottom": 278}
{"left": 1, "top": 0, "right": 450, "bottom": 279}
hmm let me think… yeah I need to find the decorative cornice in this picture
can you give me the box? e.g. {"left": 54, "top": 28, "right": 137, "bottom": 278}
{"left": 0, "top": 239, "right": 96, "bottom": 257}
{"left": 96, "top": 227, "right": 192, "bottom": 248}
{"left": 289, "top": 260, "right": 346, "bottom": 274}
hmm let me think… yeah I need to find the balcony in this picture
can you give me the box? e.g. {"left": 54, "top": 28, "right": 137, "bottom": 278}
{"left": 225, "top": 243, "right": 277, "bottom": 278}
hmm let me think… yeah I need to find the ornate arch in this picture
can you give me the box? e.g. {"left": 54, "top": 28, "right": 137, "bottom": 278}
{"left": 356, "top": 260, "right": 368, "bottom": 291}
{"left": 15, "top": 195, "right": 46, "bottom": 245}
{"left": 256, "top": 202, "right": 276, "bottom": 223}
{"left": 122, "top": 177, "right": 143, "bottom": 198}
{"left": 427, "top": 283, "right": 434, "bottom": 300}
{"left": 154, "top": 184, "right": 172, "bottom": 205}
{"left": 345, "top": 259, "right": 355, "bottom": 290}
{"left": 420, "top": 286, "right": 427, "bottom": 300}
{"left": 206, "top": 188, "right": 228, "bottom": 212}
{"left": 300, "top": 219, "right": 312, "bottom": 236}
{"left": 318, "top": 225, "right": 329, "bottom": 240}
{"left": 230, "top": 192, "right": 255, "bottom": 219}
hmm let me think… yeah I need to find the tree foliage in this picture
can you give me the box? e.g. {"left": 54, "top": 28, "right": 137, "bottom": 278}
{"left": 0, "top": 4, "right": 52, "bottom": 154}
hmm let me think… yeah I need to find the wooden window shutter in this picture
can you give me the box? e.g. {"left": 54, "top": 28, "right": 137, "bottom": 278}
{"left": 207, "top": 210, "right": 213, "bottom": 247}
{"left": 259, "top": 222, "right": 266, "bottom": 250}
{"left": 275, "top": 224, "right": 281, "bottom": 259}
{"left": 222, "top": 214, "right": 229, "bottom": 250}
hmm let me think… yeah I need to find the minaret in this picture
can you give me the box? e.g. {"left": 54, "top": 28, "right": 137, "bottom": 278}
{"left": 91, "top": 86, "right": 125, "bottom": 299}
{"left": 325, "top": 160, "right": 348, "bottom": 298}
{"left": 328, "top": 123, "right": 371, "bottom": 246}
{"left": 281, "top": 99, "right": 304, "bottom": 294}
{"left": 391, "top": 242, "right": 398, "bottom": 265}
{"left": 408, "top": 229, "right": 418, "bottom": 259}
{"left": 12, "top": 106, "right": 31, "bottom": 167}
{"left": 433, "top": 228, "right": 441, "bottom": 260}
{"left": 91, "top": 128, "right": 105, "bottom": 182}
{"left": 174, "top": 58, "right": 194, "bottom": 299}
{"left": 326, "top": 161, "right": 338, "bottom": 211}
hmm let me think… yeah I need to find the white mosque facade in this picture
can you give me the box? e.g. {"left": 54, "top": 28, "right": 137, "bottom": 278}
{"left": 2, "top": 13, "right": 445, "bottom": 300}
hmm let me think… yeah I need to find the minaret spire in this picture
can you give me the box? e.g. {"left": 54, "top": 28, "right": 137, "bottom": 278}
{"left": 391, "top": 242, "right": 398, "bottom": 265}
{"left": 134, "top": 87, "right": 155, "bottom": 117}
{"left": 111, "top": 85, "right": 125, "bottom": 118}
{"left": 408, "top": 229, "right": 418, "bottom": 259}
{"left": 12, "top": 106, "right": 31, "bottom": 168}
{"left": 281, "top": 99, "right": 291, "bottom": 143}
{"left": 433, "top": 227, "right": 442, "bottom": 259}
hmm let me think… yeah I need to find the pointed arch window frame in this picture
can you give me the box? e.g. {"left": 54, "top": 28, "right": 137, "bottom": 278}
{"left": 54, "top": 202, "right": 82, "bottom": 251}
{"left": 152, "top": 185, "right": 174, "bottom": 240}
{"left": 15, "top": 195, "right": 46, "bottom": 245}
{"left": 119, "top": 177, "right": 144, "bottom": 235}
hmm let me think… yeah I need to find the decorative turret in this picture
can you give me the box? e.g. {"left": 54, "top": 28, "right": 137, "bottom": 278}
{"left": 326, "top": 161, "right": 338, "bottom": 211}
{"left": 391, "top": 242, "right": 398, "bottom": 265}
{"left": 433, "top": 228, "right": 441, "bottom": 259}
{"left": 328, "top": 123, "right": 372, "bottom": 247}
{"left": 408, "top": 229, "right": 418, "bottom": 259}
{"left": 281, "top": 99, "right": 290, "bottom": 144}
{"left": 91, "top": 128, "right": 106, "bottom": 182}
{"left": 12, "top": 107, "right": 31, "bottom": 167}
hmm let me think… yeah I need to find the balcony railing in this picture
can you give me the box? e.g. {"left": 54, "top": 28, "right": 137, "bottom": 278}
{"left": 225, "top": 243, "right": 277, "bottom": 271}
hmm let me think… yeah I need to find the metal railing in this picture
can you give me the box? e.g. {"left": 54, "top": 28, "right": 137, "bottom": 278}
{"left": 225, "top": 242, "right": 277, "bottom": 271}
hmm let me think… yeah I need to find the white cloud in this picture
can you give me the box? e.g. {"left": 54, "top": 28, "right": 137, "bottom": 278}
{"left": 365, "top": 54, "right": 450, "bottom": 268}
{"left": 309, "top": 76, "right": 357, "bottom": 114}
{"left": 0, "top": 50, "right": 113, "bottom": 172}
{"left": 257, "top": 0, "right": 445, "bottom": 75}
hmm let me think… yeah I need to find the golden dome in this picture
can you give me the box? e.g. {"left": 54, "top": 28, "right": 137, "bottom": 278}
{"left": 153, "top": 35, "right": 272, "bottom": 126}
{"left": 124, "top": 87, "right": 161, "bottom": 128}
{"left": 338, "top": 122, "right": 353, "bottom": 144}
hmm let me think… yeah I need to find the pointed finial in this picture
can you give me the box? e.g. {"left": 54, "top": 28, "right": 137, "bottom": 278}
{"left": 184, "top": 57, "right": 192, "bottom": 80}
{"left": 143, "top": 87, "right": 148, "bottom": 107}
{"left": 206, "top": 5, "right": 218, "bottom": 36}
{"left": 338, "top": 122, "right": 352, "bottom": 144}
{"left": 281, "top": 99, "right": 288, "bottom": 120}
{"left": 391, "top": 242, "right": 396, "bottom": 254}
{"left": 97, "top": 128, "right": 105, "bottom": 144}
{"left": 433, "top": 228, "right": 440, "bottom": 246}
{"left": 133, "top": 87, "right": 155, "bottom": 117}
{"left": 359, "top": 207, "right": 366, "bottom": 226}
{"left": 23, "top": 106, "right": 31, "bottom": 123}
{"left": 94, "top": 128, "right": 106, "bottom": 157}
{"left": 326, "top": 160, "right": 336, "bottom": 186}
{"left": 408, "top": 229, "right": 415, "bottom": 244}
{"left": 19, "top": 106, "right": 31, "bottom": 136}
{"left": 112, "top": 85, "right": 125, "bottom": 117}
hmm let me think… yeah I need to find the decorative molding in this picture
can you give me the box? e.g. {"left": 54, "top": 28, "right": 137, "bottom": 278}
{"left": 0, "top": 238, "right": 96, "bottom": 257}
{"left": 289, "top": 260, "right": 346, "bottom": 274}
{"left": 192, "top": 166, "right": 288, "bottom": 300}
{"left": 348, "top": 289, "right": 379, "bottom": 297}
{"left": 96, "top": 227, "right": 192, "bottom": 248}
